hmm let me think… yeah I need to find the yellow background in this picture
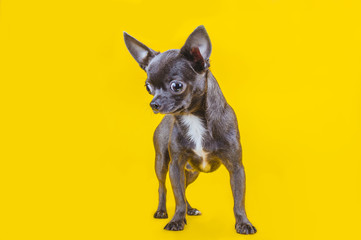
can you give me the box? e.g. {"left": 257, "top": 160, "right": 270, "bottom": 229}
{"left": 1, "top": 0, "right": 360, "bottom": 239}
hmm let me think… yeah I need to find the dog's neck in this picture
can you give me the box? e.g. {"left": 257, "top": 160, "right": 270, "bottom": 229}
{"left": 204, "top": 71, "right": 229, "bottom": 137}
{"left": 177, "top": 70, "right": 230, "bottom": 138}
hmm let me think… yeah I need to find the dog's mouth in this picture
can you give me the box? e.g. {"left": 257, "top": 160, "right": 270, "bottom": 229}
{"left": 170, "top": 106, "right": 185, "bottom": 114}
{"left": 152, "top": 106, "right": 185, "bottom": 115}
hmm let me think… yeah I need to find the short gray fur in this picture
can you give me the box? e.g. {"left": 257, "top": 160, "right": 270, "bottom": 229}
{"left": 123, "top": 25, "right": 256, "bottom": 234}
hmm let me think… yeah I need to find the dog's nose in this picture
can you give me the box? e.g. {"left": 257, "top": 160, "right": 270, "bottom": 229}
{"left": 150, "top": 101, "right": 161, "bottom": 111}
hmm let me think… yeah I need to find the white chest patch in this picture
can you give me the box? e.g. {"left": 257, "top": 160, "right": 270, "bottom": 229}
{"left": 181, "top": 114, "right": 210, "bottom": 172}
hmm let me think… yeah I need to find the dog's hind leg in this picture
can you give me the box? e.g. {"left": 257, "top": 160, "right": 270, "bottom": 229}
{"left": 185, "top": 166, "right": 201, "bottom": 216}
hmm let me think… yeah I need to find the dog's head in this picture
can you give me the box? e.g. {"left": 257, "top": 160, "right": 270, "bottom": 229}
{"left": 123, "top": 25, "right": 212, "bottom": 114}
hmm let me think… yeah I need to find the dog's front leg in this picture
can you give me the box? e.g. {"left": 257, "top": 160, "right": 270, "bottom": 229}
{"left": 164, "top": 153, "right": 187, "bottom": 231}
{"left": 227, "top": 162, "right": 257, "bottom": 234}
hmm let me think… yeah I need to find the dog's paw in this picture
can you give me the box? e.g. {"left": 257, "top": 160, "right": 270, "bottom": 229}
{"left": 154, "top": 210, "right": 168, "bottom": 219}
{"left": 187, "top": 208, "right": 201, "bottom": 216}
{"left": 164, "top": 218, "right": 187, "bottom": 231}
{"left": 235, "top": 222, "right": 257, "bottom": 234}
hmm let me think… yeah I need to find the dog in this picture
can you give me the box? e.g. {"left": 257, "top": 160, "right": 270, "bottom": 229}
{"left": 123, "top": 25, "right": 256, "bottom": 234}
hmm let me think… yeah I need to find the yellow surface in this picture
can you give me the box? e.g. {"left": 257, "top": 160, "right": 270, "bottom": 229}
{"left": 1, "top": 0, "right": 360, "bottom": 239}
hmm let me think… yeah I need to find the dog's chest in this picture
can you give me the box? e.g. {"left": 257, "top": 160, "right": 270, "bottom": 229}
{"left": 180, "top": 114, "right": 211, "bottom": 172}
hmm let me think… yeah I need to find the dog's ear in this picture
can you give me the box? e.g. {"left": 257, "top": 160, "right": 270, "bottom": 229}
{"left": 180, "top": 25, "right": 212, "bottom": 72}
{"left": 123, "top": 32, "right": 158, "bottom": 70}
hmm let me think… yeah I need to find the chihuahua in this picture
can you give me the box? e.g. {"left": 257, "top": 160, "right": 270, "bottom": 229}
{"left": 123, "top": 26, "right": 256, "bottom": 234}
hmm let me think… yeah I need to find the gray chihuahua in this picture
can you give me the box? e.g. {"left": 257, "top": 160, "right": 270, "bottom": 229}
{"left": 123, "top": 25, "right": 256, "bottom": 234}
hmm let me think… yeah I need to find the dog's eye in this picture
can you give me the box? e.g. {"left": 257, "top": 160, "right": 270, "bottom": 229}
{"left": 145, "top": 83, "right": 152, "bottom": 94}
{"left": 170, "top": 81, "right": 184, "bottom": 93}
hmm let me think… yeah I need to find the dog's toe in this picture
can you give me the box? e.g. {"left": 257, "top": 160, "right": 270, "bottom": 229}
{"left": 235, "top": 222, "right": 257, "bottom": 234}
{"left": 164, "top": 219, "right": 186, "bottom": 231}
{"left": 154, "top": 210, "right": 168, "bottom": 219}
{"left": 187, "top": 208, "right": 201, "bottom": 216}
